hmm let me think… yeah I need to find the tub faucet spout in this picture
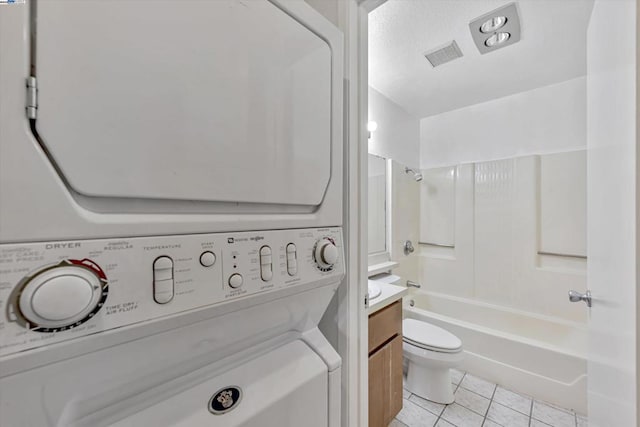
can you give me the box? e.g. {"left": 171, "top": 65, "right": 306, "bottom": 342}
{"left": 407, "top": 280, "right": 421, "bottom": 288}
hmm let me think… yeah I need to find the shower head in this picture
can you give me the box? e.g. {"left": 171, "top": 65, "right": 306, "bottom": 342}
{"left": 405, "top": 167, "right": 423, "bottom": 182}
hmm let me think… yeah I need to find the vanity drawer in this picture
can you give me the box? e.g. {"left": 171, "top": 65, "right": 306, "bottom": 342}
{"left": 368, "top": 300, "right": 402, "bottom": 354}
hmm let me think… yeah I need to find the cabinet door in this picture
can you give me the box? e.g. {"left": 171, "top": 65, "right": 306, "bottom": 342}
{"left": 368, "top": 346, "right": 388, "bottom": 427}
{"left": 368, "top": 300, "right": 402, "bottom": 354}
{"left": 388, "top": 335, "right": 404, "bottom": 423}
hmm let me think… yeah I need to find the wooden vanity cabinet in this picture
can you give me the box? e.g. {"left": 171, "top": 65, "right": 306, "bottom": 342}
{"left": 368, "top": 300, "right": 403, "bottom": 427}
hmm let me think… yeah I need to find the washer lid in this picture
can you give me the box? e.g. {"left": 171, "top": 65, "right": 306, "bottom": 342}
{"left": 403, "top": 318, "right": 462, "bottom": 351}
{"left": 34, "top": 0, "right": 332, "bottom": 207}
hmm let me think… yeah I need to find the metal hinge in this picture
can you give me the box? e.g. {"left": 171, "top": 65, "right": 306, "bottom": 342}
{"left": 26, "top": 76, "right": 37, "bottom": 120}
{"left": 364, "top": 293, "right": 369, "bottom": 309}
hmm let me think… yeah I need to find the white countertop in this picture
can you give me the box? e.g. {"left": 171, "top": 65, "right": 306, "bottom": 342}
{"left": 367, "top": 282, "right": 408, "bottom": 315}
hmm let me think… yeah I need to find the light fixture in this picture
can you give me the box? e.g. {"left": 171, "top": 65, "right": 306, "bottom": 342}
{"left": 480, "top": 16, "right": 507, "bottom": 33}
{"left": 469, "top": 3, "right": 520, "bottom": 54}
{"left": 367, "top": 121, "right": 378, "bottom": 139}
{"left": 485, "top": 32, "right": 511, "bottom": 47}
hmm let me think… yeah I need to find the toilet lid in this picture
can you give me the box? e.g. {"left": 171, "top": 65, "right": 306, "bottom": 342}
{"left": 403, "top": 319, "right": 462, "bottom": 352}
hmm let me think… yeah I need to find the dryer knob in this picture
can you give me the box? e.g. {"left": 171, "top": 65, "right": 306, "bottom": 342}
{"left": 314, "top": 239, "right": 339, "bottom": 269}
{"left": 17, "top": 261, "right": 107, "bottom": 331}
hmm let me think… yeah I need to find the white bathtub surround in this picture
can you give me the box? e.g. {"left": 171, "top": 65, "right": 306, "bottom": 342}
{"left": 419, "top": 153, "right": 587, "bottom": 323}
{"left": 389, "top": 161, "right": 421, "bottom": 282}
{"left": 394, "top": 369, "right": 587, "bottom": 427}
{"left": 404, "top": 291, "right": 587, "bottom": 413}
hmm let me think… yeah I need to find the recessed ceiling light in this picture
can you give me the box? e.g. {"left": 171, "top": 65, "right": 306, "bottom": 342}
{"left": 485, "top": 32, "right": 511, "bottom": 47}
{"left": 480, "top": 16, "right": 507, "bottom": 33}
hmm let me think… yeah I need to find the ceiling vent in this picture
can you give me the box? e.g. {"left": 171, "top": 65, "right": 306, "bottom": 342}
{"left": 424, "top": 41, "right": 463, "bottom": 68}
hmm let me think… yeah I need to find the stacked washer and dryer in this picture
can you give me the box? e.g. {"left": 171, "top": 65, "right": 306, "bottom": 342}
{"left": 0, "top": 1, "right": 344, "bottom": 426}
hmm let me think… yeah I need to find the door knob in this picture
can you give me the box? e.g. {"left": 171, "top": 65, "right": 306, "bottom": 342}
{"left": 568, "top": 290, "right": 592, "bottom": 307}
{"left": 403, "top": 240, "right": 415, "bottom": 255}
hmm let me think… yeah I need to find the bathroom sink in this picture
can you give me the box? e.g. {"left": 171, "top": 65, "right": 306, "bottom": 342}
{"left": 368, "top": 281, "right": 382, "bottom": 300}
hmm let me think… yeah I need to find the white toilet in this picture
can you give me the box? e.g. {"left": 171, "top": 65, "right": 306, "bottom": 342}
{"left": 403, "top": 318, "right": 464, "bottom": 404}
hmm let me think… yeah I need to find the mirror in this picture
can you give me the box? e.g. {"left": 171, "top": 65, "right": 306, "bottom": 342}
{"left": 368, "top": 154, "right": 387, "bottom": 254}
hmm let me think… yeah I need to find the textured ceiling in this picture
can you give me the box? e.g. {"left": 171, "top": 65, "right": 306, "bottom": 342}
{"left": 369, "top": 0, "right": 595, "bottom": 118}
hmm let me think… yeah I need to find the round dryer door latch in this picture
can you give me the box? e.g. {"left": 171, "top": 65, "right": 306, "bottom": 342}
{"left": 16, "top": 260, "right": 108, "bottom": 332}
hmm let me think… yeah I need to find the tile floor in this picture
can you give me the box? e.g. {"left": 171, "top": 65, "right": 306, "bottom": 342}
{"left": 392, "top": 370, "right": 587, "bottom": 427}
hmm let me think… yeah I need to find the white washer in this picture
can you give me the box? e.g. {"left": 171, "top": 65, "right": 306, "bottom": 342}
{"left": 0, "top": 1, "right": 344, "bottom": 425}
{"left": 0, "top": 228, "right": 345, "bottom": 426}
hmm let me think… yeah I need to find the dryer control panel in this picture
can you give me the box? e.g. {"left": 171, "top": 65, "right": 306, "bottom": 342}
{"left": 0, "top": 227, "right": 344, "bottom": 357}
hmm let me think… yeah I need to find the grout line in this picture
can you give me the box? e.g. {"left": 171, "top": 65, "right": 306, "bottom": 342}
{"left": 457, "top": 384, "right": 492, "bottom": 400}
{"left": 483, "top": 383, "right": 498, "bottom": 425}
{"left": 434, "top": 371, "right": 465, "bottom": 427}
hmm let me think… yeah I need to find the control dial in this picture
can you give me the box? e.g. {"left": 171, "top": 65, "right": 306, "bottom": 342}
{"left": 314, "top": 238, "right": 339, "bottom": 271}
{"left": 15, "top": 259, "right": 108, "bottom": 332}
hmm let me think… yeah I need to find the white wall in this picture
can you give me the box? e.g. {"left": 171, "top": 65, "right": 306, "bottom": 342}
{"left": 368, "top": 86, "right": 421, "bottom": 169}
{"left": 420, "top": 76, "right": 587, "bottom": 169}
{"left": 419, "top": 151, "right": 588, "bottom": 323}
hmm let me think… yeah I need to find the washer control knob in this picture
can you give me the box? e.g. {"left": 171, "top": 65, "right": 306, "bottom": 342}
{"left": 199, "top": 251, "right": 217, "bottom": 267}
{"left": 17, "top": 260, "right": 107, "bottom": 332}
{"left": 314, "top": 239, "right": 339, "bottom": 269}
{"left": 228, "top": 273, "right": 243, "bottom": 289}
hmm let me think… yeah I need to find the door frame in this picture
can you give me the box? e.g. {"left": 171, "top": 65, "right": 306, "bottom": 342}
{"left": 352, "top": 0, "right": 640, "bottom": 425}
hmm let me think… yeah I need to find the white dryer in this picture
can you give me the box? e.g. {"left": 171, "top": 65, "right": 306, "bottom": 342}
{"left": 0, "top": 1, "right": 344, "bottom": 426}
{"left": 0, "top": 0, "right": 343, "bottom": 241}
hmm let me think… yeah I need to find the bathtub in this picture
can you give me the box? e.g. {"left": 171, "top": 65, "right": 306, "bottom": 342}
{"left": 403, "top": 290, "right": 587, "bottom": 414}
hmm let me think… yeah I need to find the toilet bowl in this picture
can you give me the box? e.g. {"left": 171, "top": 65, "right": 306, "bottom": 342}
{"left": 403, "top": 318, "right": 464, "bottom": 404}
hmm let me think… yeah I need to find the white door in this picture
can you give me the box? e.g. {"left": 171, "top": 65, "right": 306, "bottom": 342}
{"left": 586, "top": 1, "right": 637, "bottom": 426}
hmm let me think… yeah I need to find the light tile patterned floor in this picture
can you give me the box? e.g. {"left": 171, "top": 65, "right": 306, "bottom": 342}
{"left": 393, "top": 370, "right": 587, "bottom": 427}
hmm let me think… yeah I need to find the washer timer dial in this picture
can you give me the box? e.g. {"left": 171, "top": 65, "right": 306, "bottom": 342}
{"left": 14, "top": 259, "right": 108, "bottom": 333}
{"left": 313, "top": 238, "right": 339, "bottom": 271}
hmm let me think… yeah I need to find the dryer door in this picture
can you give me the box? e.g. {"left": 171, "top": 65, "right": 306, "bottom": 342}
{"left": 33, "top": 0, "right": 332, "bottom": 207}
{"left": 107, "top": 340, "right": 329, "bottom": 427}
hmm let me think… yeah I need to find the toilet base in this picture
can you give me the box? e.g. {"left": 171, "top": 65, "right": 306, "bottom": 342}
{"left": 406, "top": 361, "right": 454, "bottom": 404}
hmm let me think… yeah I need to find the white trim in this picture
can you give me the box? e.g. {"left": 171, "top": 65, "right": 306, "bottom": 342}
{"left": 352, "top": 1, "right": 388, "bottom": 426}
{"left": 336, "top": 1, "right": 388, "bottom": 425}
{"left": 338, "top": 1, "right": 366, "bottom": 426}
{"left": 367, "top": 153, "right": 391, "bottom": 265}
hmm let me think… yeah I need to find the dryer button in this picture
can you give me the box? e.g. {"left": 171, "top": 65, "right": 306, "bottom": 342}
{"left": 286, "top": 243, "right": 297, "bottom": 276}
{"left": 154, "top": 281, "right": 174, "bottom": 304}
{"left": 259, "top": 246, "right": 272, "bottom": 282}
{"left": 153, "top": 256, "right": 174, "bottom": 304}
{"left": 200, "top": 251, "right": 216, "bottom": 267}
{"left": 228, "top": 273, "right": 243, "bottom": 289}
